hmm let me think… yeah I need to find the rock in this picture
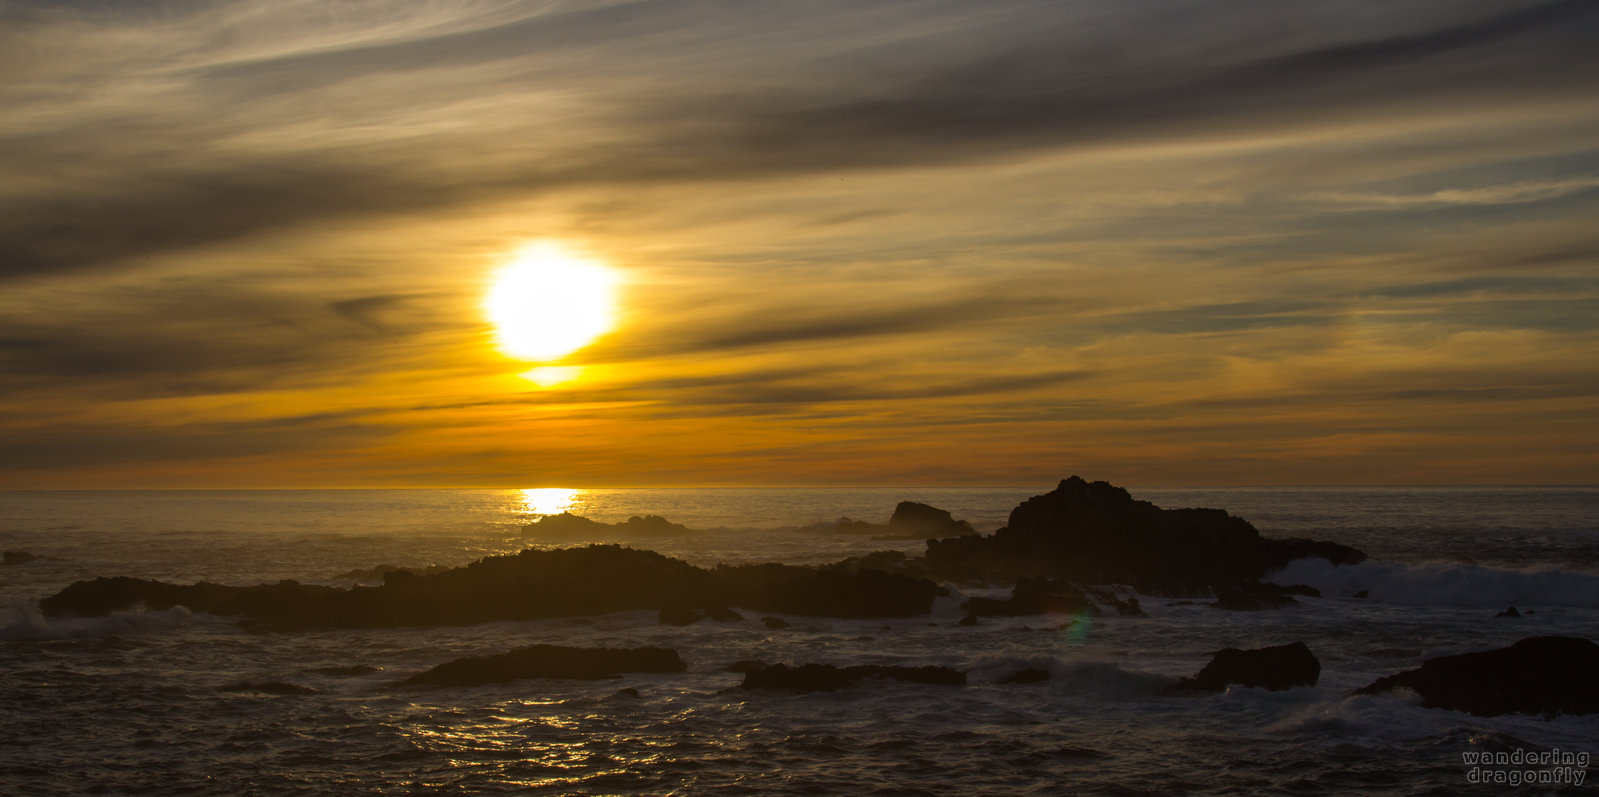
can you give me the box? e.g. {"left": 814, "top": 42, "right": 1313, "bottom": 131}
{"left": 1171, "top": 642, "right": 1320, "bottom": 692}
{"left": 762, "top": 616, "right": 791, "bottom": 630}
{"left": 741, "top": 663, "right": 966, "bottom": 693}
{"left": 925, "top": 476, "right": 1364, "bottom": 594}
{"left": 220, "top": 681, "right": 317, "bottom": 695}
{"left": 723, "top": 659, "right": 768, "bottom": 674}
{"left": 306, "top": 664, "right": 381, "bottom": 676}
{"left": 658, "top": 607, "right": 702, "bottom": 626}
{"left": 964, "top": 578, "right": 1099, "bottom": 617}
{"left": 1352, "top": 590, "right": 1369, "bottom": 599}
{"left": 999, "top": 667, "right": 1051, "bottom": 684}
{"left": 1084, "top": 586, "right": 1148, "bottom": 617}
{"left": 396, "top": 644, "right": 686, "bottom": 688}
{"left": 800, "top": 517, "right": 891, "bottom": 536}
{"left": 1354, "top": 636, "right": 1599, "bottom": 717}
{"left": 1495, "top": 606, "right": 1521, "bottom": 618}
{"left": 889, "top": 502, "right": 973, "bottom": 538}
{"left": 42, "top": 544, "right": 948, "bottom": 630}
{"left": 529, "top": 513, "right": 693, "bottom": 537}
{"left": 3, "top": 551, "right": 37, "bottom": 566}
{"left": 704, "top": 606, "right": 745, "bottom": 622}
{"left": 614, "top": 687, "right": 639, "bottom": 698}
{"left": 957, "top": 612, "right": 979, "bottom": 626}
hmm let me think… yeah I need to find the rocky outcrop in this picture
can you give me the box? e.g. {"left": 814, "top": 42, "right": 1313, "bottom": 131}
{"left": 740, "top": 663, "right": 966, "bottom": 693}
{"left": 42, "top": 544, "right": 947, "bottom": 630}
{"left": 529, "top": 513, "right": 693, "bottom": 537}
{"left": 963, "top": 578, "right": 1100, "bottom": 617}
{"left": 1354, "top": 636, "right": 1599, "bottom": 717}
{"left": 1171, "top": 642, "right": 1320, "bottom": 691}
{"left": 889, "top": 502, "right": 973, "bottom": 538}
{"left": 925, "top": 477, "right": 1364, "bottom": 594}
{"left": 396, "top": 644, "right": 686, "bottom": 688}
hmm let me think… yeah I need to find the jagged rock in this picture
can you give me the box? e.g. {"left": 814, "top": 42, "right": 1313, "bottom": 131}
{"left": 1495, "top": 606, "right": 1521, "bottom": 618}
{"left": 741, "top": 663, "right": 966, "bottom": 693}
{"left": 964, "top": 578, "right": 1100, "bottom": 617}
{"left": 999, "top": 668, "right": 1051, "bottom": 684}
{"left": 220, "top": 681, "right": 317, "bottom": 695}
{"left": 1171, "top": 642, "right": 1320, "bottom": 692}
{"left": 1084, "top": 586, "right": 1148, "bottom": 616}
{"left": 762, "top": 616, "right": 791, "bottom": 630}
{"left": 3, "top": 551, "right": 37, "bottom": 566}
{"left": 658, "top": 607, "right": 702, "bottom": 626}
{"left": 889, "top": 502, "right": 973, "bottom": 538}
{"left": 1354, "top": 637, "right": 1599, "bottom": 717}
{"left": 704, "top": 606, "right": 745, "bottom": 622}
{"left": 530, "top": 513, "right": 693, "bottom": 537}
{"left": 396, "top": 644, "right": 686, "bottom": 688}
{"left": 42, "top": 544, "right": 947, "bottom": 630}
{"left": 926, "top": 477, "right": 1363, "bottom": 594}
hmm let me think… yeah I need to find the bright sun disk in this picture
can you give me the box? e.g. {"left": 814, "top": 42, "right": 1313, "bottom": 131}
{"left": 485, "top": 244, "right": 617, "bottom": 362}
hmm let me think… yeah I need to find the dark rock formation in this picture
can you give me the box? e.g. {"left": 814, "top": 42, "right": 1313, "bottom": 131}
{"left": 957, "top": 612, "right": 979, "bottom": 626}
{"left": 658, "top": 607, "right": 702, "bottom": 626}
{"left": 925, "top": 477, "right": 1364, "bottom": 594}
{"left": 396, "top": 644, "right": 686, "bottom": 688}
{"left": 999, "top": 667, "right": 1051, "bottom": 685}
{"left": 761, "top": 616, "right": 791, "bottom": 630}
{"left": 530, "top": 513, "right": 693, "bottom": 537}
{"left": 704, "top": 606, "right": 745, "bottom": 622}
{"left": 889, "top": 502, "right": 973, "bottom": 538}
{"left": 1354, "top": 636, "right": 1599, "bottom": 717}
{"left": 964, "top": 578, "right": 1100, "bottom": 617}
{"left": 799, "top": 517, "right": 891, "bottom": 535}
{"left": 42, "top": 544, "right": 947, "bottom": 630}
{"left": 1172, "top": 642, "right": 1320, "bottom": 692}
{"left": 3, "top": 551, "right": 37, "bottom": 566}
{"left": 307, "top": 664, "right": 381, "bottom": 676}
{"left": 1495, "top": 606, "right": 1521, "bottom": 618}
{"left": 741, "top": 663, "right": 966, "bottom": 693}
{"left": 723, "top": 659, "right": 768, "bottom": 674}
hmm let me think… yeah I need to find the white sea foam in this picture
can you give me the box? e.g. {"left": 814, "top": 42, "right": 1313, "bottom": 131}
{"left": 1266, "top": 558, "right": 1599, "bottom": 608}
{"left": 0, "top": 603, "right": 193, "bottom": 640}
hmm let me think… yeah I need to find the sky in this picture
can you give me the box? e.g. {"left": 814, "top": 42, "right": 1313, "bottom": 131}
{"left": 2, "top": 0, "right": 1597, "bottom": 488}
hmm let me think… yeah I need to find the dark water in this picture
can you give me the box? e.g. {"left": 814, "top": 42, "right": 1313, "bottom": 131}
{"left": 2, "top": 487, "right": 1596, "bottom": 794}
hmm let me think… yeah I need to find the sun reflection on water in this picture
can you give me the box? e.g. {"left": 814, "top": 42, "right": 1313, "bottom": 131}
{"left": 517, "top": 488, "right": 583, "bottom": 517}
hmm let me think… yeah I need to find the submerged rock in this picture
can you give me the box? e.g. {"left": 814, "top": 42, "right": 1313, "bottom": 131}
{"left": 3, "top": 551, "right": 37, "bottom": 566}
{"left": 397, "top": 644, "right": 686, "bottom": 688}
{"left": 1494, "top": 606, "right": 1521, "bottom": 618}
{"left": 704, "top": 606, "right": 745, "bottom": 622}
{"left": 925, "top": 476, "right": 1364, "bottom": 594}
{"left": 741, "top": 663, "right": 966, "bottom": 693}
{"left": 998, "top": 667, "right": 1051, "bottom": 685}
{"left": 658, "top": 607, "right": 702, "bottom": 626}
{"left": 1171, "top": 642, "right": 1320, "bottom": 692}
{"left": 1354, "top": 636, "right": 1599, "bottom": 717}
{"left": 761, "top": 616, "right": 792, "bottom": 630}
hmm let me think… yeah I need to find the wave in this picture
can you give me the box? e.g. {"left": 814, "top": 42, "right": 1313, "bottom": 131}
{"left": 1266, "top": 558, "right": 1599, "bottom": 608}
{"left": 966, "top": 650, "right": 1171, "bottom": 695}
{"left": 0, "top": 603, "right": 193, "bottom": 640}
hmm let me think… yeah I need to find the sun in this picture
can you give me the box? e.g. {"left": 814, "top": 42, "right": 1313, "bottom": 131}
{"left": 485, "top": 243, "right": 617, "bottom": 361}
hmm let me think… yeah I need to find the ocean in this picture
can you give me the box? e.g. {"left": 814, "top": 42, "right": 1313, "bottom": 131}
{"left": 2, "top": 486, "right": 1596, "bottom": 794}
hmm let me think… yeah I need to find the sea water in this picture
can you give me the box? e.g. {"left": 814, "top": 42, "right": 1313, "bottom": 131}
{"left": 2, "top": 486, "right": 1596, "bottom": 794}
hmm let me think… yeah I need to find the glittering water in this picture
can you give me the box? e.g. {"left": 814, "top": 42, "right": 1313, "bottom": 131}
{"left": 2, "top": 486, "right": 1596, "bottom": 794}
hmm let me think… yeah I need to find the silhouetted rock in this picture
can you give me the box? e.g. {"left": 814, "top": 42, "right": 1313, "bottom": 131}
{"left": 999, "top": 668, "right": 1051, "bottom": 684}
{"left": 964, "top": 578, "right": 1099, "bottom": 617}
{"left": 1495, "top": 606, "right": 1521, "bottom": 618}
{"left": 926, "top": 477, "right": 1363, "bottom": 594}
{"left": 307, "top": 664, "right": 381, "bottom": 676}
{"left": 704, "top": 606, "right": 745, "bottom": 622}
{"left": 723, "top": 659, "right": 767, "bottom": 673}
{"left": 800, "top": 517, "right": 890, "bottom": 535}
{"left": 761, "top": 616, "right": 791, "bottom": 630}
{"left": 530, "top": 513, "right": 693, "bottom": 538}
{"left": 335, "top": 564, "right": 447, "bottom": 582}
{"left": 1354, "top": 637, "right": 1599, "bottom": 717}
{"left": 958, "top": 612, "right": 979, "bottom": 626}
{"left": 1172, "top": 642, "right": 1320, "bottom": 692}
{"left": 658, "top": 607, "right": 702, "bottom": 626}
{"left": 396, "top": 644, "right": 686, "bottom": 688}
{"left": 3, "top": 551, "right": 37, "bottom": 566}
{"left": 42, "top": 544, "right": 947, "bottom": 630}
{"left": 1085, "top": 586, "right": 1147, "bottom": 617}
{"left": 741, "top": 663, "right": 966, "bottom": 693}
{"left": 221, "top": 681, "right": 317, "bottom": 695}
{"left": 889, "top": 502, "right": 973, "bottom": 538}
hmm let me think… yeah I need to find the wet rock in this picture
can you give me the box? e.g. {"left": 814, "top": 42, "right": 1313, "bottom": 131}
{"left": 1495, "top": 606, "right": 1521, "bottom": 618}
{"left": 1171, "top": 642, "right": 1320, "bottom": 692}
{"left": 1354, "top": 636, "right": 1599, "bottom": 717}
{"left": 658, "top": 607, "right": 702, "bottom": 626}
{"left": 889, "top": 502, "right": 973, "bottom": 538}
{"left": 704, "top": 606, "right": 745, "bottom": 622}
{"left": 761, "top": 616, "right": 791, "bottom": 630}
{"left": 957, "top": 612, "right": 979, "bottom": 626}
{"left": 964, "top": 578, "right": 1100, "bottom": 617}
{"left": 741, "top": 663, "right": 966, "bottom": 693}
{"left": 3, "top": 551, "right": 37, "bottom": 566}
{"left": 998, "top": 668, "right": 1051, "bottom": 684}
{"left": 397, "top": 644, "right": 686, "bottom": 688}
{"left": 1084, "top": 586, "right": 1147, "bottom": 617}
{"left": 925, "top": 476, "right": 1364, "bottom": 594}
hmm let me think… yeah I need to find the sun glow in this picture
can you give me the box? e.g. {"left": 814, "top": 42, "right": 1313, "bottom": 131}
{"left": 486, "top": 244, "right": 617, "bottom": 361}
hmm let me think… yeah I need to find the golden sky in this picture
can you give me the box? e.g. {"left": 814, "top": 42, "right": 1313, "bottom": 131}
{"left": 2, "top": 0, "right": 1597, "bottom": 487}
